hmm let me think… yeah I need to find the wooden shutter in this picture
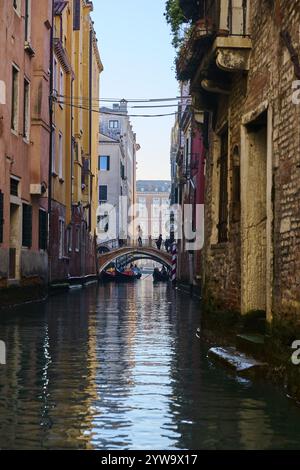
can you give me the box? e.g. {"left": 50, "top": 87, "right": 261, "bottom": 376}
{"left": 22, "top": 203, "right": 32, "bottom": 248}
{"left": 39, "top": 210, "right": 48, "bottom": 250}
{"left": 0, "top": 191, "right": 3, "bottom": 244}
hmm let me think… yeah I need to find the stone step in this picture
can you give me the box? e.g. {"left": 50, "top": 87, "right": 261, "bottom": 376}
{"left": 236, "top": 333, "right": 266, "bottom": 358}
{"left": 208, "top": 346, "right": 268, "bottom": 379}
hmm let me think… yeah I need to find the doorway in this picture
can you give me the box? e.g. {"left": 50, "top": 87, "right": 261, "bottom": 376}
{"left": 241, "top": 111, "right": 268, "bottom": 316}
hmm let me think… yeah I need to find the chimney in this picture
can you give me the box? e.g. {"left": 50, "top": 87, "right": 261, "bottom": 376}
{"left": 120, "top": 99, "right": 128, "bottom": 113}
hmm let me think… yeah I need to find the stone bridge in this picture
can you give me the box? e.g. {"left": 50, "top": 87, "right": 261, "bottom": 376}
{"left": 98, "top": 246, "right": 172, "bottom": 273}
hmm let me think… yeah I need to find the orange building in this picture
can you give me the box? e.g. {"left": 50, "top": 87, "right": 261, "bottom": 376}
{"left": 0, "top": 0, "right": 52, "bottom": 300}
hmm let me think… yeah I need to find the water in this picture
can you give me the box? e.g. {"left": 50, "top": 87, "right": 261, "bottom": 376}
{"left": 1, "top": 279, "right": 300, "bottom": 450}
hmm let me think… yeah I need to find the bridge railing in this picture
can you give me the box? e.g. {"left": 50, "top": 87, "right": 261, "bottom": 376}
{"left": 98, "top": 238, "right": 172, "bottom": 253}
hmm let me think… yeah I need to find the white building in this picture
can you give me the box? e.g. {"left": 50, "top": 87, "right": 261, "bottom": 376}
{"left": 98, "top": 101, "right": 139, "bottom": 246}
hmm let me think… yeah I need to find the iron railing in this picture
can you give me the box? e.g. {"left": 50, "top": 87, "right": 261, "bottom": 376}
{"left": 199, "top": 0, "right": 249, "bottom": 37}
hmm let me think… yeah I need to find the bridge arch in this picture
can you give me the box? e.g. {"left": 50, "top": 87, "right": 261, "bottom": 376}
{"left": 98, "top": 246, "right": 172, "bottom": 273}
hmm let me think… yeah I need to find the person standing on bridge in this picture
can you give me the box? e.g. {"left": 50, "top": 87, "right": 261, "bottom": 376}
{"left": 137, "top": 225, "right": 143, "bottom": 247}
{"left": 156, "top": 234, "right": 163, "bottom": 250}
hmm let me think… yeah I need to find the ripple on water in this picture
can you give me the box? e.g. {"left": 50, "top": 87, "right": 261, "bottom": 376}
{"left": 1, "top": 280, "right": 300, "bottom": 449}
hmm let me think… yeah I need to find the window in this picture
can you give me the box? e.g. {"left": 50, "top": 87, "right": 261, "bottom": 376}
{"left": 73, "top": 0, "right": 81, "bottom": 31}
{"left": 53, "top": 58, "right": 57, "bottom": 93}
{"left": 51, "top": 128, "right": 56, "bottom": 174}
{"left": 218, "top": 131, "right": 229, "bottom": 243}
{"left": 59, "top": 69, "right": 64, "bottom": 100}
{"left": 39, "top": 209, "right": 47, "bottom": 250}
{"left": 99, "top": 185, "right": 108, "bottom": 203}
{"left": 23, "top": 79, "right": 30, "bottom": 140}
{"left": 75, "top": 225, "right": 80, "bottom": 252}
{"left": 10, "top": 178, "right": 19, "bottom": 197}
{"left": 99, "top": 155, "right": 110, "bottom": 171}
{"left": 232, "top": 146, "right": 241, "bottom": 222}
{"left": 58, "top": 132, "right": 63, "bottom": 179}
{"left": 24, "top": 0, "right": 31, "bottom": 42}
{"left": 109, "top": 120, "right": 119, "bottom": 129}
{"left": 66, "top": 226, "right": 72, "bottom": 253}
{"left": 120, "top": 162, "right": 125, "bottom": 180}
{"left": 22, "top": 204, "right": 32, "bottom": 248}
{"left": 11, "top": 65, "right": 19, "bottom": 132}
{"left": 59, "top": 219, "right": 65, "bottom": 258}
{"left": 0, "top": 191, "right": 4, "bottom": 244}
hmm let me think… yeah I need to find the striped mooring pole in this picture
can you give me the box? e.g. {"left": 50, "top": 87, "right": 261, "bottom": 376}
{"left": 171, "top": 242, "right": 177, "bottom": 287}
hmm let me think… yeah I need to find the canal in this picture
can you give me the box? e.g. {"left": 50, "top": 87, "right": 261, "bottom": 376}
{"left": 1, "top": 279, "right": 300, "bottom": 450}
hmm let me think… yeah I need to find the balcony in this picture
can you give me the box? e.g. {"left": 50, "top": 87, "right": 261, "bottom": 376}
{"left": 177, "top": 0, "right": 252, "bottom": 81}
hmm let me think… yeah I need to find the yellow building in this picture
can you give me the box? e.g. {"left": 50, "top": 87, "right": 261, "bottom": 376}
{"left": 50, "top": 0, "right": 103, "bottom": 284}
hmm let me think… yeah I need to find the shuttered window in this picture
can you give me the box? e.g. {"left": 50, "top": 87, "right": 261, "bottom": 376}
{"left": 73, "top": 0, "right": 81, "bottom": 31}
{"left": 22, "top": 203, "right": 32, "bottom": 248}
{"left": 39, "top": 210, "right": 48, "bottom": 250}
{"left": 0, "top": 191, "right": 4, "bottom": 244}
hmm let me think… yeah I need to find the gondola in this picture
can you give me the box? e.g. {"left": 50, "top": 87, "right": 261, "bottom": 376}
{"left": 116, "top": 268, "right": 138, "bottom": 281}
{"left": 153, "top": 268, "right": 170, "bottom": 283}
{"left": 102, "top": 268, "right": 117, "bottom": 281}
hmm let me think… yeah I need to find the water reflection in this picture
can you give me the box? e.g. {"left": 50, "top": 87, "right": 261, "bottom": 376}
{"left": 0, "top": 280, "right": 300, "bottom": 449}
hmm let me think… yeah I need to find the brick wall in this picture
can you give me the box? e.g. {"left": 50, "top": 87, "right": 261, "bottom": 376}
{"left": 202, "top": 0, "right": 300, "bottom": 322}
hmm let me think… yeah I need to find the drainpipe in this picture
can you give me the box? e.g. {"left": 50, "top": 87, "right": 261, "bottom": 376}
{"left": 48, "top": 0, "right": 54, "bottom": 285}
{"left": 71, "top": 76, "right": 74, "bottom": 217}
{"left": 88, "top": 28, "right": 93, "bottom": 233}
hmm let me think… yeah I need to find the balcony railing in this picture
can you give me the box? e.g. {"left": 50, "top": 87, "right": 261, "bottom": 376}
{"left": 191, "top": 0, "right": 249, "bottom": 38}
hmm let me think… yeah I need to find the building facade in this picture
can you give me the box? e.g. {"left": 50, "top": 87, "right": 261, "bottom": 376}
{"left": 0, "top": 0, "right": 52, "bottom": 299}
{"left": 176, "top": 0, "right": 300, "bottom": 326}
{"left": 98, "top": 101, "right": 139, "bottom": 246}
{"left": 50, "top": 0, "right": 103, "bottom": 285}
{"left": 170, "top": 81, "right": 206, "bottom": 290}
{"left": 136, "top": 181, "right": 171, "bottom": 245}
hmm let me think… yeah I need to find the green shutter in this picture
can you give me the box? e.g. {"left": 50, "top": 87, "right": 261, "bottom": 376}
{"left": 22, "top": 204, "right": 32, "bottom": 248}
{"left": 0, "top": 191, "right": 3, "bottom": 244}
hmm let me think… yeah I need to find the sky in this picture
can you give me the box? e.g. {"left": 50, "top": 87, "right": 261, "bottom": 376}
{"left": 92, "top": 0, "right": 178, "bottom": 181}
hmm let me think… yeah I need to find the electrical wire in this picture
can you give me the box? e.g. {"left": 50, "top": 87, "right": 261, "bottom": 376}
{"left": 56, "top": 94, "right": 190, "bottom": 104}
{"left": 56, "top": 100, "right": 178, "bottom": 118}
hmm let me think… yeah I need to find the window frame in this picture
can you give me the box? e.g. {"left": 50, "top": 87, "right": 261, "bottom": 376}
{"left": 59, "top": 218, "right": 65, "bottom": 259}
{"left": 58, "top": 132, "right": 63, "bottom": 180}
{"left": 99, "top": 185, "right": 108, "bottom": 203}
{"left": 217, "top": 130, "right": 229, "bottom": 244}
{"left": 24, "top": 0, "right": 31, "bottom": 43}
{"left": 11, "top": 64, "right": 20, "bottom": 133}
{"left": 109, "top": 120, "right": 119, "bottom": 129}
{"left": 99, "top": 155, "right": 110, "bottom": 171}
{"left": 23, "top": 78, "right": 30, "bottom": 141}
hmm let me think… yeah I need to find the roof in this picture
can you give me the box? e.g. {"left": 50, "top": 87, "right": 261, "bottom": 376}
{"left": 99, "top": 133, "right": 120, "bottom": 144}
